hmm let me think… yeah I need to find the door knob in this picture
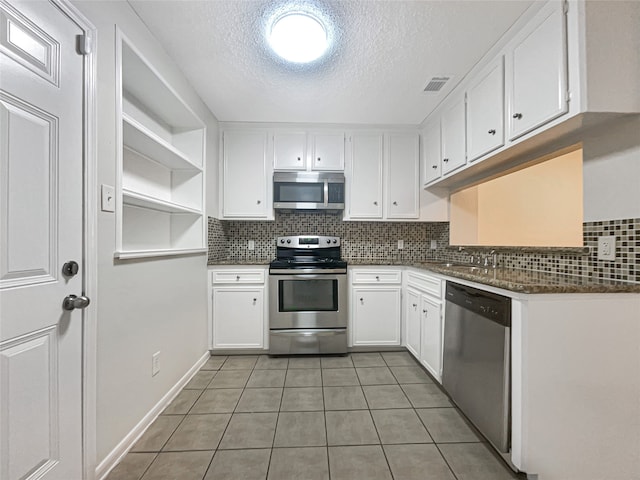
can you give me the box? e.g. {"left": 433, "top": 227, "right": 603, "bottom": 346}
{"left": 63, "top": 294, "right": 90, "bottom": 311}
{"left": 62, "top": 260, "right": 79, "bottom": 277}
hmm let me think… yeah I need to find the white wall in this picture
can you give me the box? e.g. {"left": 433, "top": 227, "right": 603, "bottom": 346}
{"left": 73, "top": 0, "right": 218, "bottom": 465}
{"left": 582, "top": 116, "right": 640, "bottom": 222}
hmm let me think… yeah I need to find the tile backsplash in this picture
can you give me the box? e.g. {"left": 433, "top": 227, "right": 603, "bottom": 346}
{"left": 208, "top": 215, "right": 639, "bottom": 283}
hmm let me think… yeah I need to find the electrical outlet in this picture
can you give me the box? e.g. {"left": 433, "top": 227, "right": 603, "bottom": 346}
{"left": 430, "top": 240, "right": 438, "bottom": 250}
{"left": 152, "top": 351, "right": 160, "bottom": 377}
{"left": 597, "top": 235, "right": 616, "bottom": 261}
{"left": 101, "top": 184, "right": 115, "bottom": 212}
{"left": 248, "top": 240, "right": 255, "bottom": 251}
{"left": 397, "top": 240, "right": 404, "bottom": 250}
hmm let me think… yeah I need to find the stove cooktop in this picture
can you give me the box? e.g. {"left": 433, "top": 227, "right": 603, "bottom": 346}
{"left": 269, "top": 257, "right": 348, "bottom": 269}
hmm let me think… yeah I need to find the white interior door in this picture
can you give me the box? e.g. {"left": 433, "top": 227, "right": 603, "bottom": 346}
{"left": 0, "top": 1, "right": 85, "bottom": 478}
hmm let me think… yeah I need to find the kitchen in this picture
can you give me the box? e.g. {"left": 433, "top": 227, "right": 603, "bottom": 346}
{"left": 0, "top": 1, "right": 638, "bottom": 480}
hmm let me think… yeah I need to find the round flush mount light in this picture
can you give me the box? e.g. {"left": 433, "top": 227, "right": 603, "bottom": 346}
{"left": 268, "top": 11, "right": 329, "bottom": 63}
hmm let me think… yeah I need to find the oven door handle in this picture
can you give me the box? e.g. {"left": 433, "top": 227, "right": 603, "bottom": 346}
{"left": 271, "top": 328, "right": 346, "bottom": 336}
{"left": 269, "top": 269, "right": 347, "bottom": 276}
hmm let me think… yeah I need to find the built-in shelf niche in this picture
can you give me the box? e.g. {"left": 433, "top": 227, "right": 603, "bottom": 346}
{"left": 116, "top": 30, "right": 206, "bottom": 259}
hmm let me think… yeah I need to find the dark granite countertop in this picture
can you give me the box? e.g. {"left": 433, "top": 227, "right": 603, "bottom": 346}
{"left": 208, "top": 259, "right": 271, "bottom": 266}
{"left": 208, "top": 258, "right": 640, "bottom": 294}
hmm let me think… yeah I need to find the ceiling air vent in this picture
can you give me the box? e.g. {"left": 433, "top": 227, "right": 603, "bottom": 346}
{"left": 423, "top": 76, "right": 450, "bottom": 93}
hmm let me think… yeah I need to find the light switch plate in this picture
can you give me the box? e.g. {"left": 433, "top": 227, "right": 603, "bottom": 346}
{"left": 597, "top": 235, "right": 616, "bottom": 261}
{"left": 101, "top": 184, "right": 115, "bottom": 212}
{"left": 430, "top": 240, "right": 438, "bottom": 250}
{"left": 397, "top": 240, "right": 404, "bottom": 250}
{"left": 248, "top": 240, "right": 255, "bottom": 250}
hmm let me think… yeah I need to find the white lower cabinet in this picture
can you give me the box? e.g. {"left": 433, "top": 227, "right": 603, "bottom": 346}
{"left": 350, "top": 268, "right": 402, "bottom": 346}
{"left": 405, "top": 269, "right": 444, "bottom": 382}
{"left": 210, "top": 267, "right": 267, "bottom": 350}
{"left": 419, "top": 294, "right": 442, "bottom": 381}
{"left": 405, "top": 288, "right": 421, "bottom": 358}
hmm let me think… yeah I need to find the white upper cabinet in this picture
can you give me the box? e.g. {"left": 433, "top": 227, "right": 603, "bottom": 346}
{"left": 347, "top": 132, "right": 419, "bottom": 221}
{"left": 348, "top": 133, "right": 384, "bottom": 218}
{"left": 467, "top": 57, "right": 505, "bottom": 161}
{"left": 311, "top": 133, "right": 345, "bottom": 170}
{"left": 440, "top": 97, "right": 466, "bottom": 175}
{"left": 386, "top": 133, "right": 419, "bottom": 219}
{"left": 273, "top": 132, "right": 306, "bottom": 170}
{"left": 273, "top": 131, "right": 344, "bottom": 171}
{"left": 422, "top": 0, "right": 640, "bottom": 188}
{"left": 422, "top": 120, "right": 442, "bottom": 185}
{"left": 222, "top": 130, "right": 270, "bottom": 219}
{"left": 507, "top": 0, "right": 568, "bottom": 140}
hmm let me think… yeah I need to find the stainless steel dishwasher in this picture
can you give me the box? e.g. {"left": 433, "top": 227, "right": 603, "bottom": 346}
{"left": 442, "top": 281, "right": 511, "bottom": 453}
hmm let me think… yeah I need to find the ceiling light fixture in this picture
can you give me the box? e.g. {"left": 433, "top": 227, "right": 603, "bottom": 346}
{"left": 268, "top": 11, "right": 329, "bottom": 64}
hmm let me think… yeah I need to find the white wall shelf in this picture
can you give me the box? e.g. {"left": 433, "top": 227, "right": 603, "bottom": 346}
{"left": 115, "top": 30, "right": 206, "bottom": 259}
{"left": 122, "top": 189, "right": 202, "bottom": 214}
{"left": 122, "top": 113, "right": 199, "bottom": 171}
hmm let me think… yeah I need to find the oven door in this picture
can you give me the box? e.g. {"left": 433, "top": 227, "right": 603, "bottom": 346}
{"left": 269, "top": 272, "right": 347, "bottom": 329}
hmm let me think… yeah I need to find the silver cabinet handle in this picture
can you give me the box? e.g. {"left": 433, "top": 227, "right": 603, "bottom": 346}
{"left": 443, "top": 158, "right": 449, "bottom": 162}
{"left": 63, "top": 294, "right": 90, "bottom": 311}
{"left": 432, "top": 165, "right": 437, "bottom": 169}
{"left": 513, "top": 113, "right": 522, "bottom": 119}
{"left": 373, "top": 201, "right": 378, "bottom": 206}
{"left": 423, "top": 309, "right": 428, "bottom": 314}
{"left": 257, "top": 200, "right": 261, "bottom": 204}
{"left": 236, "top": 275, "right": 240, "bottom": 281}
{"left": 317, "top": 157, "right": 321, "bottom": 162}
{"left": 252, "top": 298, "right": 257, "bottom": 304}
{"left": 360, "top": 298, "right": 364, "bottom": 303}
{"left": 297, "top": 157, "right": 301, "bottom": 161}
{"left": 375, "top": 276, "right": 380, "bottom": 281}
{"left": 393, "top": 201, "right": 398, "bottom": 206}
{"left": 488, "top": 129, "right": 496, "bottom": 135}
{"left": 412, "top": 303, "right": 417, "bottom": 308}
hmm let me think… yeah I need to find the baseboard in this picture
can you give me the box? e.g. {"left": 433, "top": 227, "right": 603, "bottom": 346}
{"left": 95, "top": 351, "right": 210, "bottom": 480}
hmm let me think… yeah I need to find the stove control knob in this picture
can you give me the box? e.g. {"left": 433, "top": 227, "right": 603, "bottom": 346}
{"left": 286, "top": 239, "right": 291, "bottom": 244}
{"left": 326, "top": 239, "right": 331, "bottom": 244}
{"left": 333, "top": 239, "right": 338, "bottom": 244}
{"left": 280, "top": 239, "right": 285, "bottom": 244}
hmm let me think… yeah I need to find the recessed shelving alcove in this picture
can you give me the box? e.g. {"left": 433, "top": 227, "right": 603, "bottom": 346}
{"left": 115, "top": 30, "right": 206, "bottom": 259}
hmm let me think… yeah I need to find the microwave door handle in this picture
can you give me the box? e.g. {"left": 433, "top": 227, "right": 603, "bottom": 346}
{"left": 323, "top": 180, "right": 328, "bottom": 207}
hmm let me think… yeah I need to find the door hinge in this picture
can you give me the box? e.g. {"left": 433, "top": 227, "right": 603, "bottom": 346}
{"left": 77, "top": 34, "right": 92, "bottom": 55}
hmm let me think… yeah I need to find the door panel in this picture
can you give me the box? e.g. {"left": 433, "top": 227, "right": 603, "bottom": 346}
{"left": 0, "top": 1, "right": 84, "bottom": 478}
{"left": 348, "top": 133, "right": 383, "bottom": 218}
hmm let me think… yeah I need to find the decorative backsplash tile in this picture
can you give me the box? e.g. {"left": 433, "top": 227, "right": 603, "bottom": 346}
{"left": 208, "top": 215, "right": 639, "bottom": 283}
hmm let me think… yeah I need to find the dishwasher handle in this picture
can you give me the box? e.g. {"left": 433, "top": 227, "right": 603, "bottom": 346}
{"left": 445, "top": 282, "right": 511, "bottom": 327}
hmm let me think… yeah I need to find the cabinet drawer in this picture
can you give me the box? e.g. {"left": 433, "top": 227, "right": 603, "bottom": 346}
{"left": 211, "top": 269, "right": 265, "bottom": 284}
{"left": 351, "top": 269, "right": 402, "bottom": 284}
{"left": 406, "top": 271, "right": 442, "bottom": 297}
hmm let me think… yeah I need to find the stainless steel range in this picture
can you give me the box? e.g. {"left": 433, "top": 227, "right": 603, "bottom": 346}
{"left": 269, "top": 235, "right": 347, "bottom": 355}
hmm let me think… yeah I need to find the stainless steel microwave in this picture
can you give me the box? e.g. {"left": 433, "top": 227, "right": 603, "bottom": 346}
{"left": 273, "top": 172, "right": 345, "bottom": 211}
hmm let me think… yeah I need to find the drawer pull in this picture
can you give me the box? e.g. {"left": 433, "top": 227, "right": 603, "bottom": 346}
{"left": 236, "top": 275, "right": 240, "bottom": 281}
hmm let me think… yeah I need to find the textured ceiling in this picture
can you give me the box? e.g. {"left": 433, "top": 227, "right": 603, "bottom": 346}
{"left": 128, "top": 0, "right": 534, "bottom": 125}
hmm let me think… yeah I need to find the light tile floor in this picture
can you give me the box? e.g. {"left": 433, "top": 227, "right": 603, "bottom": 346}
{"left": 106, "top": 351, "right": 524, "bottom": 480}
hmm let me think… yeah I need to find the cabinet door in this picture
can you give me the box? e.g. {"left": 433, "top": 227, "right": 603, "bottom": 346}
{"left": 467, "top": 57, "right": 505, "bottom": 161}
{"left": 441, "top": 97, "right": 466, "bottom": 175}
{"left": 348, "top": 133, "right": 383, "bottom": 219}
{"left": 311, "top": 133, "right": 344, "bottom": 170}
{"left": 386, "top": 133, "right": 419, "bottom": 219}
{"left": 405, "top": 288, "right": 421, "bottom": 359}
{"left": 212, "top": 287, "right": 264, "bottom": 349}
{"left": 274, "top": 132, "right": 307, "bottom": 170}
{"left": 507, "top": 1, "right": 567, "bottom": 140}
{"left": 422, "top": 121, "right": 441, "bottom": 185}
{"left": 420, "top": 295, "right": 442, "bottom": 382}
{"left": 352, "top": 287, "right": 401, "bottom": 346}
{"left": 222, "top": 130, "right": 268, "bottom": 218}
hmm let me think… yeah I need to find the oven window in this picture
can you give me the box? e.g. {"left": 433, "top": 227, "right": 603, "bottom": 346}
{"left": 278, "top": 279, "right": 338, "bottom": 312}
{"left": 276, "top": 182, "right": 324, "bottom": 203}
